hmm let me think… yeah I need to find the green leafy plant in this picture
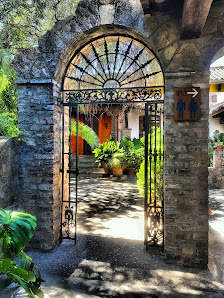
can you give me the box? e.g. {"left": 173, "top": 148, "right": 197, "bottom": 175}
{"left": 0, "top": 210, "right": 36, "bottom": 258}
{"left": 0, "top": 259, "right": 43, "bottom": 298}
{"left": 71, "top": 120, "right": 98, "bottom": 149}
{"left": 0, "top": 209, "right": 44, "bottom": 297}
{"left": 124, "top": 148, "right": 144, "bottom": 170}
{"left": 93, "top": 138, "right": 122, "bottom": 167}
{"left": 120, "top": 137, "right": 144, "bottom": 170}
{"left": 137, "top": 127, "right": 163, "bottom": 200}
{"left": 215, "top": 141, "right": 223, "bottom": 147}
{"left": 209, "top": 130, "right": 224, "bottom": 166}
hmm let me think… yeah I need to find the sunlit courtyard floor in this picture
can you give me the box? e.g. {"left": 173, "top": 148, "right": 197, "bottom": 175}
{"left": 6, "top": 177, "right": 224, "bottom": 297}
{"left": 75, "top": 176, "right": 144, "bottom": 241}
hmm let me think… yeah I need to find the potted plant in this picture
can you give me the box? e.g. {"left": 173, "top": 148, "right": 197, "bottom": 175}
{"left": 120, "top": 137, "right": 144, "bottom": 176}
{"left": 215, "top": 141, "right": 223, "bottom": 151}
{"left": 108, "top": 151, "right": 126, "bottom": 176}
{"left": 93, "top": 139, "right": 122, "bottom": 174}
{"left": 125, "top": 149, "right": 144, "bottom": 175}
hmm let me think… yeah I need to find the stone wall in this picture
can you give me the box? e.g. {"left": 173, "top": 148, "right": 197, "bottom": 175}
{"left": 209, "top": 150, "right": 224, "bottom": 189}
{"left": 0, "top": 137, "right": 20, "bottom": 209}
{"left": 13, "top": 0, "right": 224, "bottom": 267}
{"left": 18, "top": 82, "right": 62, "bottom": 250}
{"left": 164, "top": 76, "right": 209, "bottom": 268}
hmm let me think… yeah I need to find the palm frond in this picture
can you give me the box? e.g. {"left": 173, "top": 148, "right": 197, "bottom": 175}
{"left": 71, "top": 120, "right": 98, "bottom": 149}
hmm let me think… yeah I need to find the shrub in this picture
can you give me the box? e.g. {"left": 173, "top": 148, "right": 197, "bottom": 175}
{"left": 0, "top": 112, "right": 19, "bottom": 137}
{"left": 93, "top": 138, "right": 123, "bottom": 167}
{"left": 120, "top": 137, "right": 144, "bottom": 170}
{"left": 137, "top": 127, "right": 163, "bottom": 201}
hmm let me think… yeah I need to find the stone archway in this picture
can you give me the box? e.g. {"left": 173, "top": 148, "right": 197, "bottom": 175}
{"left": 60, "top": 30, "right": 165, "bottom": 247}
{"left": 13, "top": 0, "right": 224, "bottom": 268}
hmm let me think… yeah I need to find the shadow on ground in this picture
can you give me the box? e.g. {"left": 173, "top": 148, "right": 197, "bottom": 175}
{"left": 26, "top": 235, "right": 224, "bottom": 298}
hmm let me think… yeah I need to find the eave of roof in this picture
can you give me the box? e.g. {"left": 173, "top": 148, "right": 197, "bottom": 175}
{"left": 210, "top": 101, "right": 224, "bottom": 116}
{"left": 210, "top": 66, "right": 224, "bottom": 83}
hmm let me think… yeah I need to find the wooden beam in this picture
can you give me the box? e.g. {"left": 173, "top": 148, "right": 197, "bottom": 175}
{"left": 181, "top": 0, "right": 213, "bottom": 39}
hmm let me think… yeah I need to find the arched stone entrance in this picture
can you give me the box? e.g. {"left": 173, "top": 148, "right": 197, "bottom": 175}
{"left": 13, "top": 0, "right": 224, "bottom": 268}
{"left": 60, "top": 31, "right": 165, "bottom": 247}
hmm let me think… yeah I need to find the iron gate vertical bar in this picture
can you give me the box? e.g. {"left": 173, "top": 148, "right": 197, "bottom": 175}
{"left": 149, "top": 106, "right": 152, "bottom": 205}
{"left": 162, "top": 105, "right": 165, "bottom": 251}
{"left": 159, "top": 107, "right": 162, "bottom": 202}
{"left": 154, "top": 103, "right": 157, "bottom": 209}
{"left": 153, "top": 104, "right": 158, "bottom": 245}
{"left": 68, "top": 104, "right": 72, "bottom": 210}
{"left": 61, "top": 99, "right": 65, "bottom": 240}
{"left": 75, "top": 104, "right": 79, "bottom": 244}
{"left": 144, "top": 102, "right": 149, "bottom": 248}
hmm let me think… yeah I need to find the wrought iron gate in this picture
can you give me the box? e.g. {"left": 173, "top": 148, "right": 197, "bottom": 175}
{"left": 61, "top": 34, "right": 165, "bottom": 248}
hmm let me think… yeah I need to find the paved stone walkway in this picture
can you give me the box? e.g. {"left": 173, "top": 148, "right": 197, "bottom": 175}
{"left": 3, "top": 178, "right": 224, "bottom": 297}
{"left": 209, "top": 189, "right": 224, "bottom": 285}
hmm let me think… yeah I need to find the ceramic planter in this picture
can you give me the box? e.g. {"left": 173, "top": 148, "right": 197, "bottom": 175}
{"left": 102, "top": 162, "right": 112, "bottom": 174}
{"left": 112, "top": 166, "right": 124, "bottom": 176}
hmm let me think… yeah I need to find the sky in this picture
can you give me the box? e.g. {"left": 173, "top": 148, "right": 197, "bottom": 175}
{"left": 211, "top": 56, "right": 224, "bottom": 67}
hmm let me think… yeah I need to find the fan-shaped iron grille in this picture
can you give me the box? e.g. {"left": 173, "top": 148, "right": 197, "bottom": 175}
{"left": 63, "top": 34, "right": 164, "bottom": 104}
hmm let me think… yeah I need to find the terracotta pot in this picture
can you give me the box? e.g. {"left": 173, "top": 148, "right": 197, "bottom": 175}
{"left": 126, "top": 168, "right": 136, "bottom": 176}
{"left": 102, "top": 162, "right": 112, "bottom": 174}
{"left": 112, "top": 166, "right": 123, "bottom": 176}
{"left": 217, "top": 146, "right": 223, "bottom": 151}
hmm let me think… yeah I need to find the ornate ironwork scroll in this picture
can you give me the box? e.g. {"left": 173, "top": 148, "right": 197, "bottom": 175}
{"left": 62, "top": 206, "right": 75, "bottom": 238}
{"left": 63, "top": 87, "right": 163, "bottom": 104}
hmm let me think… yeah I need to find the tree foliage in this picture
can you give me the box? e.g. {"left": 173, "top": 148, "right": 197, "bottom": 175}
{"left": 0, "top": 49, "right": 19, "bottom": 136}
{"left": 0, "top": 0, "right": 81, "bottom": 49}
{"left": 0, "top": 0, "right": 81, "bottom": 137}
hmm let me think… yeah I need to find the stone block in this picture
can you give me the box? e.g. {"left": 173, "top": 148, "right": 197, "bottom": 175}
{"left": 99, "top": 4, "right": 115, "bottom": 24}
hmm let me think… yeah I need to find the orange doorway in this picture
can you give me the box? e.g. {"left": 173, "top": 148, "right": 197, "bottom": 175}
{"left": 98, "top": 114, "right": 112, "bottom": 143}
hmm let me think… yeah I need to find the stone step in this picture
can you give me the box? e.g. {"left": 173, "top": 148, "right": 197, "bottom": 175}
{"left": 73, "top": 155, "right": 97, "bottom": 168}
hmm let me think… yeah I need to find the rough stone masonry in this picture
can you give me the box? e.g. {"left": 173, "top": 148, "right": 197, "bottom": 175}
{"left": 13, "top": 0, "right": 224, "bottom": 267}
